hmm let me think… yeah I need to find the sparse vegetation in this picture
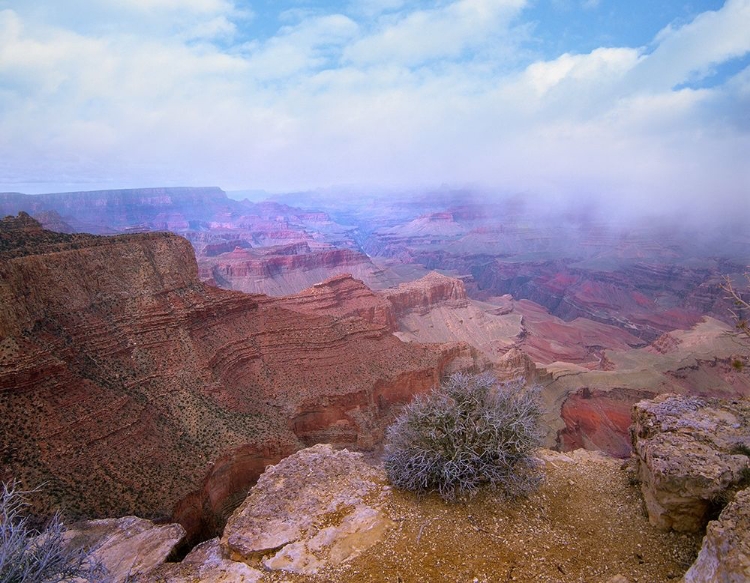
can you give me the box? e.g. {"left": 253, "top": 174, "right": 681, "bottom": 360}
{"left": 0, "top": 481, "right": 103, "bottom": 583}
{"left": 384, "top": 372, "right": 544, "bottom": 501}
{"left": 722, "top": 272, "right": 750, "bottom": 340}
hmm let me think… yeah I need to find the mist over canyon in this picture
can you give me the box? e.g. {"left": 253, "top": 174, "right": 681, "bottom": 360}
{"left": 1, "top": 186, "right": 748, "bottom": 571}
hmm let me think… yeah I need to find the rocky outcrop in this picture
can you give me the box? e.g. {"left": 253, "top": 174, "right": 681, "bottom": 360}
{"left": 64, "top": 516, "right": 186, "bottom": 583}
{"left": 222, "top": 444, "right": 393, "bottom": 575}
{"left": 144, "top": 538, "right": 264, "bottom": 582}
{"left": 683, "top": 487, "right": 750, "bottom": 583}
{"left": 48, "top": 443, "right": 701, "bottom": 582}
{"left": 631, "top": 394, "right": 750, "bottom": 532}
{"left": 277, "top": 273, "right": 395, "bottom": 331}
{"left": 0, "top": 216, "right": 472, "bottom": 543}
{"left": 382, "top": 271, "right": 467, "bottom": 318}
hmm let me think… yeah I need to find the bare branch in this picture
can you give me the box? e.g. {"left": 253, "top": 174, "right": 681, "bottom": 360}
{"left": 384, "top": 372, "right": 543, "bottom": 501}
{"left": 721, "top": 272, "right": 750, "bottom": 340}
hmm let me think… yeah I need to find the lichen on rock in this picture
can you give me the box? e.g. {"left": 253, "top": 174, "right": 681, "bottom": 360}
{"left": 221, "top": 443, "right": 395, "bottom": 575}
{"left": 631, "top": 393, "right": 750, "bottom": 532}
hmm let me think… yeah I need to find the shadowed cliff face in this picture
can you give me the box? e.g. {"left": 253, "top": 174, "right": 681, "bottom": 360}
{"left": 0, "top": 214, "right": 472, "bottom": 544}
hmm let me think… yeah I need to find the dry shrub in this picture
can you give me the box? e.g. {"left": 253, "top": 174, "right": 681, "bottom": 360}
{"left": 0, "top": 481, "right": 104, "bottom": 583}
{"left": 384, "top": 372, "right": 544, "bottom": 501}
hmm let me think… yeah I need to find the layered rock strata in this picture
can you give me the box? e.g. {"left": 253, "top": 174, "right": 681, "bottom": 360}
{"left": 631, "top": 394, "right": 750, "bottom": 532}
{"left": 0, "top": 215, "right": 469, "bottom": 542}
{"left": 381, "top": 271, "right": 468, "bottom": 318}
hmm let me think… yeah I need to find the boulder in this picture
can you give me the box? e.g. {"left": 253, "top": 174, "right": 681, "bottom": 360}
{"left": 631, "top": 394, "right": 750, "bottom": 532}
{"left": 222, "top": 443, "right": 395, "bottom": 575}
{"left": 142, "top": 538, "right": 264, "bottom": 582}
{"left": 64, "top": 516, "right": 185, "bottom": 583}
{"left": 684, "top": 488, "right": 750, "bottom": 582}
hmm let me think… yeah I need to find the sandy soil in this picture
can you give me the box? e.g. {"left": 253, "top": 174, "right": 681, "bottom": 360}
{"left": 265, "top": 449, "right": 700, "bottom": 583}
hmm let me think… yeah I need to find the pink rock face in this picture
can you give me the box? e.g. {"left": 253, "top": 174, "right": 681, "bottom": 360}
{"left": 471, "top": 260, "right": 711, "bottom": 341}
{"left": 0, "top": 215, "right": 472, "bottom": 543}
{"left": 514, "top": 299, "right": 645, "bottom": 366}
{"left": 206, "top": 248, "right": 370, "bottom": 279}
{"left": 278, "top": 273, "right": 395, "bottom": 330}
{"left": 382, "top": 271, "right": 468, "bottom": 318}
{"left": 558, "top": 388, "right": 657, "bottom": 457}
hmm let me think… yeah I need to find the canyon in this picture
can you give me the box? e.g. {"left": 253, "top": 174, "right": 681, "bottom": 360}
{"left": 1, "top": 186, "right": 749, "bottom": 571}
{"left": 0, "top": 213, "right": 475, "bottom": 544}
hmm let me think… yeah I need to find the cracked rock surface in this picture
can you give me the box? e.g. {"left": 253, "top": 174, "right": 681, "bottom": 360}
{"left": 222, "top": 443, "right": 395, "bottom": 575}
{"left": 631, "top": 394, "right": 750, "bottom": 532}
{"left": 683, "top": 487, "right": 750, "bottom": 582}
{"left": 64, "top": 516, "right": 185, "bottom": 583}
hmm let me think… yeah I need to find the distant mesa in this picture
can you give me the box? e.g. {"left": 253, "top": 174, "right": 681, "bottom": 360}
{"left": 1, "top": 184, "right": 748, "bottom": 547}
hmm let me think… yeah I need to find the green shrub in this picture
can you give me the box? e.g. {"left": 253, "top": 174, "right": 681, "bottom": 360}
{"left": 0, "top": 481, "right": 104, "bottom": 583}
{"left": 384, "top": 372, "right": 544, "bottom": 501}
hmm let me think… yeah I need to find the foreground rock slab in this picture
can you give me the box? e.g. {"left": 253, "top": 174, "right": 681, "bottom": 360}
{"left": 683, "top": 488, "right": 750, "bottom": 582}
{"left": 64, "top": 516, "right": 185, "bottom": 583}
{"left": 222, "top": 443, "right": 395, "bottom": 575}
{"left": 144, "top": 538, "right": 264, "bottom": 582}
{"left": 631, "top": 393, "right": 750, "bottom": 532}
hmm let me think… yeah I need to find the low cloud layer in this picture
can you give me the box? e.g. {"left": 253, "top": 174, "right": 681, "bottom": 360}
{"left": 0, "top": 0, "right": 748, "bottom": 221}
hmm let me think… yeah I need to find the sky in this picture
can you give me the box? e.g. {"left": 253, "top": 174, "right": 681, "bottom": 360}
{"left": 0, "top": 0, "right": 748, "bottom": 219}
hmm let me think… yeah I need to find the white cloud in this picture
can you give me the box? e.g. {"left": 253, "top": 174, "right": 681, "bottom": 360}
{"left": 344, "top": 0, "right": 526, "bottom": 66}
{"left": 522, "top": 47, "right": 641, "bottom": 96}
{"left": 0, "top": 0, "right": 748, "bottom": 224}
{"left": 630, "top": 0, "right": 750, "bottom": 90}
{"left": 241, "top": 15, "right": 359, "bottom": 81}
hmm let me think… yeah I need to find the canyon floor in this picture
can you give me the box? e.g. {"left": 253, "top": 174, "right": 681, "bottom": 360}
{"left": 257, "top": 450, "right": 700, "bottom": 583}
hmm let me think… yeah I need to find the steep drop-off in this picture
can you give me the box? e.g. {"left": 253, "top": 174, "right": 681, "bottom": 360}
{"left": 0, "top": 214, "right": 470, "bottom": 542}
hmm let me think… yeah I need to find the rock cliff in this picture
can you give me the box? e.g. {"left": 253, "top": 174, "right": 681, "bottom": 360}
{"left": 0, "top": 215, "right": 472, "bottom": 543}
{"left": 199, "top": 246, "right": 395, "bottom": 296}
{"left": 631, "top": 394, "right": 750, "bottom": 532}
{"left": 683, "top": 488, "right": 750, "bottom": 582}
{"left": 381, "top": 271, "right": 467, "bottom": 318}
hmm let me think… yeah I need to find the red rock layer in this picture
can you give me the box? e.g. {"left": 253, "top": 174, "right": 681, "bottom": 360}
{"left": 382, "top": 271, "right": 468, "bottom": 318}
{"left": 0, "top": 215, "right": 470, "bottom": 542}
{"left": 514, "top": 299, "right": 645, "bottom": 366}
{"left": 276, "top": 274, "right": 396, "bottom": 331}
{"left": 273, "top": 271, "right": 474, "bottom": 334}
{"left": 557, "top": 387, "right": 657, "bottom": 458}
{"left": 471, "top": 260, "right": 719, "bottom": 341}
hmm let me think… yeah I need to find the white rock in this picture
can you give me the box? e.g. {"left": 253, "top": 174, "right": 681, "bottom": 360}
{"left": 223, "top": 443, "right": 395, "bottom": 575}
{"left": 64, "top": 516, "right": 185, "bottom": 583}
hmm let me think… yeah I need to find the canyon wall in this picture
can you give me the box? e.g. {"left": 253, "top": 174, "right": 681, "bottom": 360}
{"left": 0, "top": 214, "right": 471, "bottom": 543}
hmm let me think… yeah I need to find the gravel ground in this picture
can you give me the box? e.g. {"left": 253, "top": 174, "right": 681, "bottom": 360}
{"left": 265, "top": 449, "right": 700, "bottom": 583}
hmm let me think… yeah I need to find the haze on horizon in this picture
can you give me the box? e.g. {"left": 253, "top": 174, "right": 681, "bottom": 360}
{"left": 0, "top": 0, "right": 748, "bottom": 223}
